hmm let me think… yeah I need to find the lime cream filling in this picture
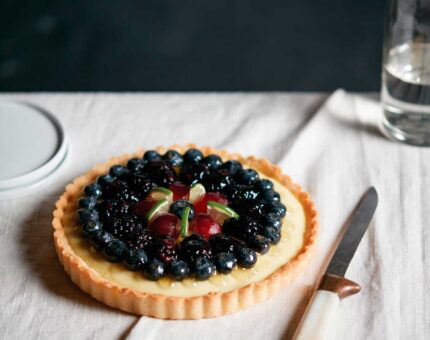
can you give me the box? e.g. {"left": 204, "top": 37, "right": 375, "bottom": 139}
{"left": 64, "top": 172, "right": 306, "bottom": 297}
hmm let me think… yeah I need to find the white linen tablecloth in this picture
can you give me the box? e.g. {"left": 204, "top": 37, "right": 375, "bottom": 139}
{"left": 0, "top": 90, "right": 429, "bottom": 340}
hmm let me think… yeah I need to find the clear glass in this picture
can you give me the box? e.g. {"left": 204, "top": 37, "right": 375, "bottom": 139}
{"left": 381, "top": 0, "right": 430, "bottom": 146}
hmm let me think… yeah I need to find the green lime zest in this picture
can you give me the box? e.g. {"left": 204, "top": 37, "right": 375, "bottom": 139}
{"left": 148, "top": 187, "right": 173, "bottom": 202}
{"left": 146, "top": 199, "right": 169, "bottom": 221}
{"left": 207, "top": 201, "right": 239, "bottom": 219}
{"left": 180, "top": 206, "right": 191, "bottom": 238}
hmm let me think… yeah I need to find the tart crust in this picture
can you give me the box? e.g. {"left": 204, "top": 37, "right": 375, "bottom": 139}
{"left": 52, "top": 144, "right": 318, "bottom": 319}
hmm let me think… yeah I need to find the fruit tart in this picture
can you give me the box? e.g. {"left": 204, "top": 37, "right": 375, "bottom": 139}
{"left": 52, "top": 145, "right": 318, "bottom": 319}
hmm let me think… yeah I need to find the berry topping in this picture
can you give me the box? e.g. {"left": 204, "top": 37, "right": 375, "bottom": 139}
{"left": 203, "top": 172, "right": 233, "bottom": 193}
{"left": 170, "top": 200, "right": 195, "bottom": 220}
{"left": 183, "top": 148, "right": 204, "bottom": 165}
{"left": 149, "top": 213, "right": 180, "bottom": 239}
{"left": 77, "top": 208, "right": 99, "bottom": 223}
{"left": 124, "top": 249, "right": 148, "bottom": 271}
{"left": 192, "top": 257, "right": 216, "bottom": 280}
{"left": 103, "top": 239, "right": 127, "bottom": 262}
{"left": 209, "top": 234, "right": 239, "bottom": 254}
{"left": 151, "top": 237, "right": 178, "bottom": 264}
{"left": 78, "top": 196, "right": 97, "bottom": 209}
{"left": 267, "top": 202, "right": 287, "bottom": 218}
{"left": 102, "top": 216, "right": 144, "bottom": 239}
{"left": 235, "top": 169, "right": 259, "bottom": 185}
{"left": 124, "top": 228, "right": 154, "bottom": 250}
{"left": 97, "top": 174, "right": 115, "bottom": 188}
{"left": 89, "top": 230, "right": 114, "bottom": 251}
{"left": 214, "top": 252, "right": 237, "bottom": 274}
{"left": 245, "top": 234, "right": 270, "bottom": 254}
{"left": 254, "top": 179, "right": 274, "bottom": 191}
{"left": 81, "top": 220, "right": 101, "bottom": 237}
{"left": 146, "top": 161, "right": 178, "bottom": 187}
{"left": 169, "top": 260, "right": 190, "bottom": 281}
{"left": 235, "top": 247, "right": 257, "bottom": 268}
{"left": 202, "top": 154, "right": 223, "bottom": 169}
{"left": 143, "top": 150, "right": 162, "bottom": 163}
{"left": 191, "top": 213, "right": 222, "bottom": 240}
{"left": 109, "top": 165, "right": 129, "bottom": 178}
{"left": 223, "top": 217, "right": 262, "bottom": 240}
{"left": 84, "top": 183, "right": 103, "bottom": 198}
{"left": 178, "top": 237, "right": 212, "bottom": 264}
{"left": 162, "top": 150, "right": 183, "bottom": 167}
{"left": 261, "top": 212, "right": 282, "bottom": 229}
{"left": 143, "top": 259, "right": 165, "bottom": 280}
{"left": 194, "top": 192, "right": 228, "bottom": 214}
{"left": 229, "top": 199, "right": 265, "bottom": 219}
{"left": 263, "top": 227, "right": 281, "bottom": 244}
{"left": 102, "top": 180, "right": 139, "bottom": 202}
{"left": 97, "top": 200, "right": 130, "bottom": 221}
{"left": 169, "top": 182, "right": 190, "bottom": 201}
{"left": 125, "top": 174, "right": 156, "bottom": 195}
{"left": 260, "top": 189, "right": 281, "bottom": 203}
{"left": 127, "top": 157, "right": 145, "bottom": 173}
{"left": 226, "top": 185, "right": 260, "bottom": 201}
{"left": 180, "top": 163, "right": 211, "bottom": 186}
{"left": 220, "top": 160, "right": 243, "bottom": 175}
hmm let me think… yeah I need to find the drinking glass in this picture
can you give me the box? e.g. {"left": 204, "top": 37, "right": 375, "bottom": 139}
{"left": 381, "top": 0, "right": 430, "bottom": 146}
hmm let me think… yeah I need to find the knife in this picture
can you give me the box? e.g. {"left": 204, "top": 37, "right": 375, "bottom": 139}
{"left": 293, "top": 187, "right": 378, "bottom": 340}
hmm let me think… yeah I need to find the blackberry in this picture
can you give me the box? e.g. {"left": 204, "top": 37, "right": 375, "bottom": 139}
{"left": 125, "top": 228, "right": 154, "bottom": 250}
{"left": 229, "top": 199, "right": 265, "bottom": 219}
{"left": 202, "top": 154, "right": 222, "bottom": 169}
{"left": 225, "top": 185, "right": 259, "bottom": 201}
{"left": 97, "top": 200, "right": 130, "bottom": 221}
{"left": 223, "top": 217, "right": 262, "bottom": 241}
{"left": 178, "top": 238, "right": 212, "bottom": 264}
{"left": 203, "top": 172, "right": 233, "bottom": 193}
{"left": 209, "top": 234, "right": 239, "bottom": 254}
{"left": 84, "top": 183, "right": 102, "bottom": 198}
{"left": 235, "top": 169, "right": 259, "bottom": 185}
{"left": 127, "top": 158, "right": 145, "bottom": 173}
{"left": 103, "top": 216, "right": 144, "bottom": 239}
{"left": 125, "top": 173, "right": 156, "bottom": 195}
{"left": 124, "top": 249, "right": 148, "bottom": 271}
{"left": 220, "top": 160, "right": 243, "bottom": 176}
{"left": 192, "top": 257, "right": 215, "bottom": 280}
{"left": 103, "top": 239, "right": 127, "bottom": 262}
{"left": 102, "top": 180, "right": 139, "bottom": 203}
{"left": 162, "top": 150, "right": 183, "bottom": 167}
{"left": 180, "top": 163, "right": 211, "bottom": 186}
{"left": 169, "top": 200, "right": 195, "bottom": 220}
{"left": 214, "top": 252, "right": 237, "bottom": 274}
{"left": 169, "top": 260, "right": 190, "bottom": 281}
{"left": 143, "top": 259, "right": 165, "bottom": 280}
{"left": 145, "top": 160, "right": 177, "bottom": 187}
{"left": 245, "top": 234, "right": 271, "bottom": 254}
{"left": 183, "top": 148, "right": 203, "bottom": 165}
{"left": 151, "top": 237, "right": 178, "bottom": 264}
{"left": 143, "top": 150, "right": 162, "bottom": 163}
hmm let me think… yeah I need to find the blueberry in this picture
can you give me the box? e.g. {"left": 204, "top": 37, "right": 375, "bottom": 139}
{"left": 89, "top": 230, "right": 114, "bottom": 251}
{"left": 181, "top": 234, "right": 206, "bottom": 247}
{"left": 209, "top": 234, "right": 238, "bottom": 254}
{"left": 214, "top": 253, "right": 237, "bottom": 274}
{"left": 245, "top": 234, "right": 271, "bottom": 254}
{"left": 261, "top": 213, "right": 282, "bottom": 229}
{"left": 143, "top": 259, "right": 165, "bottom": 280}
{"left": 84, "top": 183, "right": 102, "bottom": 198}
{"left": 267, "top": 202, "right": 287, "bottom": 218}
{"left": 127, "top": 158, "right": 145, "bottom": 173}
{"left": 162, "top": 150, "right": 183, "bottom": 167}
{"left": 192, "top": 257, "right": 216, "bottom": 280}
{"left": 254, "top": 179, "right": 274, "bottom": 191}
{"left": 260, "top": 190, "right": 281, "bottom": 203}
{"left": 77, "top": 208, "right": 99, "bottom": 223}
{"left": 220, "top": 160, "right": 243, "bottom": 175}
{"left": 81, "top": 220, "right": 101, "bottom": 237}
{"left": 143, "top": 150, "right": 161, "bottom": 163}
{"left": 235, "top": 247, "right": 257, "bottom": 268}
{"left": 178, "top": 239, "right": 212, "bottom": 264}
{"left": 263, "top": 226, "right": 281, "bottom": 244}
{"left": 169, "top": 260, "right": 190, "bottom": 280}
{"left": 202, "top": 154, "right": 222, "bottom": 169}
{"left": 97, "top": 174, "right": 115, "bottom": 188}
{"left": 180, "top": 163, "right": 211, "bottom": 186}
{"left": 169, "top": 200, "right": 195, "bottom": 220}
{"left": 103, "top": 239, "right": 127, "bottom": 262}
{"left": 78, "top": 196, "right": 97, "bottom": 209}
{"left": 124, "top": 249, "right": 148, "bottom": 271}
{"left": 183, "top": 148, "right": 204, "bottom": 165}
{"left": 109, "top": 165, "right": 130, "bottom": 178}
{"left": 235, "top": 169, "right": 259, "bottom": 185}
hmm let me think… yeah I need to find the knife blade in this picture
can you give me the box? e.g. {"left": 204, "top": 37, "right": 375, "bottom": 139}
{"left": 293, "top": 187, "right": 378, "bottom": 340}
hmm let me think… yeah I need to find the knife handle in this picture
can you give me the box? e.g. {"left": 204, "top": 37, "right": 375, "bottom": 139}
{"left": 293, "top": 274, "right": 361, "bottom": 340}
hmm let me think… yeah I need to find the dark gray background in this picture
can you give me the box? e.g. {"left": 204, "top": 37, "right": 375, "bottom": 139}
{"left": 0, "top": 0, "right": 385, "bottom": 91}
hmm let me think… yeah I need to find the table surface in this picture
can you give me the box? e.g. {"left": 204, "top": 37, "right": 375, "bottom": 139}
{"left": 0, "top": 91, "right": 429, "bottom": 340}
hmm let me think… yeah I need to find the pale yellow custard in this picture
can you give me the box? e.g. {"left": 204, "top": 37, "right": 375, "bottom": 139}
{"left": 64, "top": 173, "right": 306, "bottom": 298}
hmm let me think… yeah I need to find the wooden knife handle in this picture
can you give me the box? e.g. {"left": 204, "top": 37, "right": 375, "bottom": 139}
{"left": 293, "top": 274, "right": 361, "bottom": 340}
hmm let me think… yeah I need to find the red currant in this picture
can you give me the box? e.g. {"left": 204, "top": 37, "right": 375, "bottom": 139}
{"left": 149, "top": 213, "right": 180, "bottom": 239}
{"left": 194, "top": 193, "right": 228, "bottom": 214}
{"left": 169, "top": 182, "right": 190, "bottom": 201}
{"left": 191, "top": 213, "right": 221, "bottom": 240}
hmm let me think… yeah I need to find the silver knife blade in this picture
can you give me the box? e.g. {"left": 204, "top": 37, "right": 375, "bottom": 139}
{"left": 325, "top": 187, "right": 378, "bottom": 277}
